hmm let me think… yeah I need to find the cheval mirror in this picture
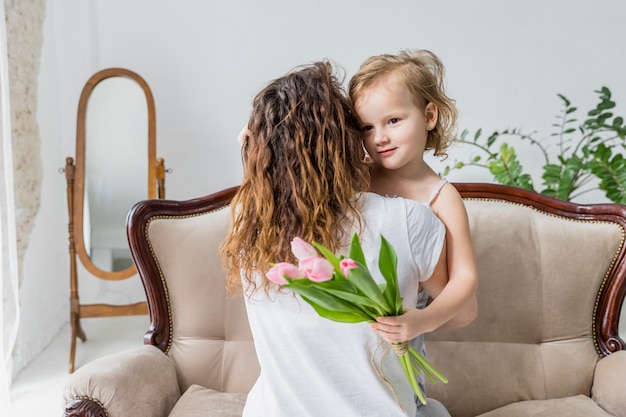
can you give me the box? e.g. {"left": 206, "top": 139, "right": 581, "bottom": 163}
{"left": 64, "top": 67, "right": 166, "bottom": 373}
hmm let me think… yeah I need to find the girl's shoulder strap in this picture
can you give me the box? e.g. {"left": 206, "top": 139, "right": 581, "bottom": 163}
{"left": 427, "top": 177, "right": 448, "bottom": 206}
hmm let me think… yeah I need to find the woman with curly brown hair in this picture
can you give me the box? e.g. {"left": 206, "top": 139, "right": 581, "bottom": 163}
{"left": 221, "top": 61, "right": 447, "bottom": 417}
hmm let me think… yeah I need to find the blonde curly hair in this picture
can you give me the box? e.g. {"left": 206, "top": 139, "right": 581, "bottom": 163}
{"left": 349, "top": 49, "right": 458, "bottom": 158}
{"left": 221, "top": 61, "right": 370, "bottom": 295}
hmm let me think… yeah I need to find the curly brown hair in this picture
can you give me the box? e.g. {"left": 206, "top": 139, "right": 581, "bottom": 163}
{"left": 221, "top": 61, "right": 370, "bottom": 295}
{"left": 348, "top": 49, "right": 458, "bottom": 158}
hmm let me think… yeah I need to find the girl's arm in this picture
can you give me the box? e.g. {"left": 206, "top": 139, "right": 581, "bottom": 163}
{"left": 425, "top": 183, "right": 478, "bottom": 329}
{"left": 371, "top": 184, "right": 478, "bottom": 343}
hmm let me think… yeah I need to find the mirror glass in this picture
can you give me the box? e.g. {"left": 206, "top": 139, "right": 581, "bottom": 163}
{"left": 84, "top": 77, "right": 148, "bottom": 271}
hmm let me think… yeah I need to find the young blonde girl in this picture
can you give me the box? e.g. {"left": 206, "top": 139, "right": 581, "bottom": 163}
{"left": 349, "top": 50, "right": 479, "bottom": 415}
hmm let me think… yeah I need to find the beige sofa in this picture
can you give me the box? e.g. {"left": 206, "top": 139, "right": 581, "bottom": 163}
{"left": 63, "top": 183, "right": 626, "bottom": 417}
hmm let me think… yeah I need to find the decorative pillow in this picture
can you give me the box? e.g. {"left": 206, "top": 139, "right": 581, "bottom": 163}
{"left": 168, "top": 384, "right": 247, "bottom": 417}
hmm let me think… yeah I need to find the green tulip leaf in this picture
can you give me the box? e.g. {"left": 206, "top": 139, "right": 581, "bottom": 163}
{"left": 345, "top": 266, "right": 391, "bottom": 315}
{"left": 378, "top": 235, "right": 402, "bottom": 315}
{"left": 348, "top": 233, "right": 367, "bottom": 266}
{"left": 285, "top": 281, "right": 360, "bottom": 313}
{"left": 300, "top": 295, "right": 371, "bottom": 323}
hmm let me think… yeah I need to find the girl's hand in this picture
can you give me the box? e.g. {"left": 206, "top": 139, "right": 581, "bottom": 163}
{"left": 370, "top": 308, "right": 423, "bottom": 343}
{"left": 238, "top": 125, "right": 252, "bottom": 146}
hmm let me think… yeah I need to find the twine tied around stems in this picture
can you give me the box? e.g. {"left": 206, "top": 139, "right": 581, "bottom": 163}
{"left": 371, "top": 339, "right": 411, "bottom": 411}
{"left": 392, "top": 340, "right": 409, "bottom": 355}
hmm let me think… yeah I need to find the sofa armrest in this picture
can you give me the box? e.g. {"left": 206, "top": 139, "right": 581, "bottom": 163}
{"left": 63, "top": 345, "right": 181, "bottom": 417}
{"left": 592, "top": 350, "right": 626, "bottom": 417}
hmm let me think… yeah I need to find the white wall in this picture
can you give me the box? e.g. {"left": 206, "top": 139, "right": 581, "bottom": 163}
{"left": 15, "top": 0, "right": 626, "bottom": 377}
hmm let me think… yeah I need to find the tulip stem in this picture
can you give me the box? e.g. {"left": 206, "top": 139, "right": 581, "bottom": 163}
{"left": 409, "top": 346, "right": 448, "bottom": 384}
{"left": 401, "top": 353, "right": 427, "bottom": 404}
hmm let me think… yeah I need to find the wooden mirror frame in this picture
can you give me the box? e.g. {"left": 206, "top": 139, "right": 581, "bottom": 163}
{"left": 64, "top": 67, "right": 165, "bottom": 373}
{"left": 74, "top": 67, "right": 157, "bottom": 279}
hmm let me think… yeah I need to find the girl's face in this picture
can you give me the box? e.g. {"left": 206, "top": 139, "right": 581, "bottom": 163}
{"left": 355, "top": 73, "right": 437, "bottom": 174}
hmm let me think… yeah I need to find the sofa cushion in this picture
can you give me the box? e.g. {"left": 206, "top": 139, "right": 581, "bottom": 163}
{"left": 168, "top": 384, "right": 247, "bottom": 417}
{"left": 475, "top": 394, "right": 613, "bottom": 417}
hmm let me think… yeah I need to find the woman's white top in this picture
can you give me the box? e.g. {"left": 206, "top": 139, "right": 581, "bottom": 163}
{"left": 242, "top": 192, "right": 446, "bottom": 417}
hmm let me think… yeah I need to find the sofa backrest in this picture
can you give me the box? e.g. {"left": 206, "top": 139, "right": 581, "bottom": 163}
{"left": 127, "top": 187, "right": 259, "bottom": 394}
{"left": 126, "top": 183, "right": 626, "bottom": 413}
{"left": 425, "top": 183, "right": 626, "bottom": 417}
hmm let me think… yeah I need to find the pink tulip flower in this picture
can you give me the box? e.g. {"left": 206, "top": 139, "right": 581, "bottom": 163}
{"left": 339, "top": 258, "right": 359, "bottom": 276}
{"left": 291, "top": 237, "right": 318, "bottom": 261}
{"left": 266, "top": 262, "right": 304, "bottom": 285}
{"left": 299, "top": 256, "right": 334, "bottom": 282}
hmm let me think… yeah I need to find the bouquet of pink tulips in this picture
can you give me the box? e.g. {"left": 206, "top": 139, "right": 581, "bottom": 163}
{"left": 266, "top": 233, "right": 447, "bottom": 405}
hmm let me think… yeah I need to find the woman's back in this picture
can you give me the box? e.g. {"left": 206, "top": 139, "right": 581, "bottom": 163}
{"left": 243, "top": 192, "right": 444, "bottom": 417}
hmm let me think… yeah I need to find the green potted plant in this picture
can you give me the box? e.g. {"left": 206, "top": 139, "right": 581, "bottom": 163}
{"left": 445, "top": 87, "right": 626, "bottom": 203}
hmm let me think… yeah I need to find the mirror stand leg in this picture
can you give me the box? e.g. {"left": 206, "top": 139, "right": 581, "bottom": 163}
{"left": 69, "top": 298, "right": 87, "bottom": 373}
{"left": 77, "top": 319, "right": 86, "bottom": 341}
{"left": 69, "top": 314, "right": 77, "bottom": 374}
{"left": 65, "top": 157, "right": 86, "bottom": 373}
{"left": 69, "top": 308, "right": 87, "bottom": 373}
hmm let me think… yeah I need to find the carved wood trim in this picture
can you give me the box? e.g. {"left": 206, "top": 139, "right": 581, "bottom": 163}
{"left": 453, "top": 182, "right": 626, "bottom": 356}
{"left": 64, "top": 397, "right": 108, "bottom": 417}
